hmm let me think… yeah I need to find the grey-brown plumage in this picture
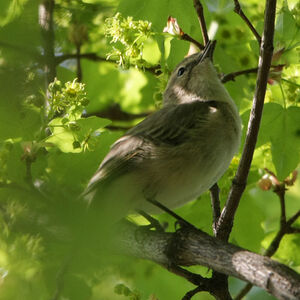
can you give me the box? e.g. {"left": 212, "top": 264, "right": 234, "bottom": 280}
{"left": 83, "top": 41, "right": 241, "bottom": 219}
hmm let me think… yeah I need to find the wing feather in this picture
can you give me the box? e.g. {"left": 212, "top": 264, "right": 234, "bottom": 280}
{"left": 84, "top": 101, "right": 219, "bottom": 195}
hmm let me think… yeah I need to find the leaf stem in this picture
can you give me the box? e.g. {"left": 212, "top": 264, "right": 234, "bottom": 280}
{"left": 279, "top": 82, "right": 286, "bottom": 109}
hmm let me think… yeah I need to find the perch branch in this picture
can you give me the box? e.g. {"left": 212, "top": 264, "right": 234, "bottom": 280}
{"left": 115, "top": 221, "right": 300, "bottom": 300}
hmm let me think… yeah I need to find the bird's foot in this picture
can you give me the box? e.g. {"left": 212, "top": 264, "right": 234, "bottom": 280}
{"left": 145, "top": 198, "right": 197, "bottom": 230}
{"left": 136, "top": 209, "right": 167, "bottom": 232}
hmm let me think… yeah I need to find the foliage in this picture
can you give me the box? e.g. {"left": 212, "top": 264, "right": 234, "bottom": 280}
{"left": 0, "top": 0, "right": 299, "bottom": 300}
{"left": 105, "top": 12, "right": 154, "bottom": 68}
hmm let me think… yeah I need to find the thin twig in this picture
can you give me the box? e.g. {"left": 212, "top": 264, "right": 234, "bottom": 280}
{"left": 164, "top": 263, "right": 207, "bottom": 286}
{"left": 55, "top": 52, "right": 107, "bottom": 64}
{"left": 234, "top": 283, "right": 252, "bottom": 300}
{"left": 287, "top": 210, "right": 300, "bottom": 226}
{"left": 264, "top": 224, "right": 292, "bottom": 257}
{"left": 25, "top": 159, "right": 33, "bottom": 187}
{"left": 221, "top": 64, "right": 285, "bottom": 83}
{"left": 265, "top": 209, "right": 300, "bottom": 257}
{"left": 182, "top": 286, "right": 206, "bottom": 300}
{"left": 209, "top": 183, "right": 221, "bottom": 236}
{"left": 55, "top": 53, "right": 162, "bottom": 75}
{"left": 216, "top": 0, "right": 277, "bottom": 241}
{"left": 181, "top": 33, "right": 204, "bottom": 50}
{"left": 146, "top": 198, "right": 197, "bottom": 229}
{"left": 274, "top": 184, "right": 287, "bottom": 227}
{"left": 221, "top": 67, "right": 258, "bottom": 83}
{"left": 233, "top": 0, "right": 262, "bottom": 44}
{"left": 193, "top": 0, "right": 209, "bottom": 45}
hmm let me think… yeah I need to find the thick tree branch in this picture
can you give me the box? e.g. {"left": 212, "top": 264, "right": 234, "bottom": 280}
{"left": 115, "top": 221, "right": 300, "bottom": 300}
{"left": 216, "top": 0, "right": 277, "bottom": 241}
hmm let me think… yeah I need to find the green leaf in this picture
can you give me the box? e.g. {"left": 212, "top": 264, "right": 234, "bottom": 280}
{"left": 242, "top": 103, "right": 300, "bottom": 180}
{"left": 46, "top": 130, "right": 122, "bottom": 192}
{"left": 0, "top": 0, "right": 29, "bottom": 27}
{"left": 76, "top": 115, "right": 111, "bottom": 134}
{"left": 63, "top": 275, "right": 92, "bottom": 300}
{"left": 117, "top": 0, "right": 200, "bottom": 33}
{"left": 231, "top": 191, "right": 265, "bottom": 252}
{"left": 46, "top": 116, "right": 111, "bottom": 153}
{"left": 275, "top": 3, "right": 300, "bottom": 43}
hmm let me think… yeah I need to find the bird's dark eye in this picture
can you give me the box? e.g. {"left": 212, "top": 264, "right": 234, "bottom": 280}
{"left": 177, "top": 67, "right": 185, "bottom": 77}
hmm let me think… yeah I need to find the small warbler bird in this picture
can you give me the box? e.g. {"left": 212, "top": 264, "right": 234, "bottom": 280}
{"left": 83, "top": 41, "right": 241, "bottom": 221}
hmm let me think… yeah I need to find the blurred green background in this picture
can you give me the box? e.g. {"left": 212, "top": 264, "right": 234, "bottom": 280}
{"left": 0, "top": 0, "right": 299, "bottom": 299}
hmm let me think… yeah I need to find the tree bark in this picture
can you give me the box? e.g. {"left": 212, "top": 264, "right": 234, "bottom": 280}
{"left": 115, "top": 221, "right": 300, "bottom": 300}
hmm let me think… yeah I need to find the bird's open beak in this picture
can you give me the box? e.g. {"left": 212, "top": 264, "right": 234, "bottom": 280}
{"left": 196, "top": 40, "right": 216, "bottom": 64}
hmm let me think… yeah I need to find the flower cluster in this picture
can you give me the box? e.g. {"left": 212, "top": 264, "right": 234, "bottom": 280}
{"left": 105, "top": 13, "right": 153, "bottom": 68}
{"left": 47, "top": 78, "right": 89, "bottom": 119}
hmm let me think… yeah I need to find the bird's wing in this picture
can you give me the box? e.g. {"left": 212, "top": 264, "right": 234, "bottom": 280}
{"left": 84, "top": 100, "right": 219, "bottom": 194}
{"left": 130, "top": 100, "right": 219, "bottom": 146}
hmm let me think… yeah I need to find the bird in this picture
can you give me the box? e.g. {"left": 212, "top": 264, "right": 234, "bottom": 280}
{"left": 82, "top": 40, "right": 241, "bottom": 222}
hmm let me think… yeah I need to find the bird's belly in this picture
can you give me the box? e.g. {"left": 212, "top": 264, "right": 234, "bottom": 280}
{"left": 138, "top": 144, "right": 235, "bottom": 213}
